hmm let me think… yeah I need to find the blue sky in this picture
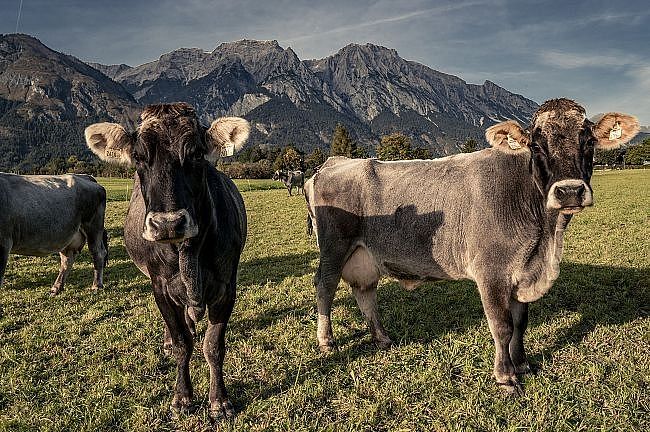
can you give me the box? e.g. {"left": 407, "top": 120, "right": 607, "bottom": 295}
{"left": 2, "top": 0, "right": 648, "bottom": 123}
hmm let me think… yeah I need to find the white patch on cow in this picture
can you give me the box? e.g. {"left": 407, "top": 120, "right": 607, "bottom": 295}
{"left": 546, "top": 179, "right": 593, "bottom": 211}
{"left": 609, "top": 122, "right": 622, "bottom": 140}
{"left": 507, "top": 134, "right": 521, "bottom": 150}
{"left": 341, "top": 246, "right": 380, "bottom": 288}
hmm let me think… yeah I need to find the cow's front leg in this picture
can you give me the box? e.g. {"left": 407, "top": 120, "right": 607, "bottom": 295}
{"left": 152, "top": 282, "right": 195, "bottom": 413}
{"left": 162, "top": 323, "right": 173, "bottom": 356}
{"left": 478, "top": 280, "right": 522, "bottom": 395}
{"left": 203, "top": 286, "right": 235, "bottom": 420}
{"left": 509, "top": 299, "right": 532, "bottom": 375}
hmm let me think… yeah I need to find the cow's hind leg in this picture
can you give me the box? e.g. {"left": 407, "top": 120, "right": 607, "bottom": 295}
{"left": 51, "top": 232, "right": 85, "bottom": 296}
{"left": 152, "top": 280, "right": 195, "bottom": 413}
{"left": 509, "top": 299, "right": 531, "bottom": 375}
{"left": 203, "top": 281, "right": 236, "bottom": 420}
{"left": 343, "top": 246, "right": 391, "bottom": 349}
{"left": 85, "top": 227, "right": 108, "bottom": 291}
{"left": 351, "top": 284, "right": 392, "bottom": 349}
{"left": 478, "top": 279, "right": 522, "bottom": 395}
{"left": 315, "top": 258, "right": 343, "bottom": 353}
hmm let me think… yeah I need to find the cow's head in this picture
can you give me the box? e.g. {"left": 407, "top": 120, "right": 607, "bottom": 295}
{"left": 85, "top": 102, "right": 249, "bottom": 242}
{"left": 486, "top": 98, "right": 638, "bottom": 214}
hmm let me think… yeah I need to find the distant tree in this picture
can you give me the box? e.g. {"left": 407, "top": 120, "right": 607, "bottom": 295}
{"left": 43, "top": 158, "right": 66, "bottom": 175}
{"left": 460, "top": 138, "right": 478, "bottom": 153}
{"left": 306, "top": 147, "right": 327, "bottom": 170}
{"left": 274, "top": 145, "right": 303, "bottom": 171}
{"left": 330, "top": 123, "right": 362, "bottom": 157}
{"left": 624, "top": 138, "right": 650, "bottom": 165}
{"left": 377, "top": 133, "right": 412, "bottom": 161}
{"left": 594, "top": 148, "right": 620, "bottom": 166}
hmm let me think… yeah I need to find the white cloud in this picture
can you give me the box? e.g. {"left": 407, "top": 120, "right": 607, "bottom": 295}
{"left": 539, "top": 50, "right": 640, "bottom": 70}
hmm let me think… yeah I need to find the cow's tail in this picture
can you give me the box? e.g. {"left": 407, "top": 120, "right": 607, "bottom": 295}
{"left": 102, "top": 229, "right": 109, "bottom": 267}
{"left": 304, "top": 179, "right": 314, "bottom": 236}
{"left": 306, "top": 211, "right": 313, "bottom": 236}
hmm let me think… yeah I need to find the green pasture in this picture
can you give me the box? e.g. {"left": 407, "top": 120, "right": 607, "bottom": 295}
{"left": 0, "top": 170, "right": 648, "bottom": 431}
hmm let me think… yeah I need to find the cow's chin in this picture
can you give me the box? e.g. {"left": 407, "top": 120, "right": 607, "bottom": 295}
{"left": 559, "top": 206, "right": 584, "bottom": 215}
{"left": 141, "top": 227, "right": 199, "bottom": 243}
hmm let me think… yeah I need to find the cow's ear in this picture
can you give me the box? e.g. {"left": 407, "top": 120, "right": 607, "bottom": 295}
{"left": 84, "top": 122, "right": 135, "bottom": 165}
{"left": 592, "top": 113, "right": 639, "bottom": 149}
{"left": 485, "top": 120, "right": 530, "bottom": 153}
{"left": 205, "top": 117, "right": 250, "bottom": 162}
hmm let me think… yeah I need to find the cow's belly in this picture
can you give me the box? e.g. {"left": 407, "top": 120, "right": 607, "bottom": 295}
{"left": 11, "top": 227, "right": 81, "bottom": 257}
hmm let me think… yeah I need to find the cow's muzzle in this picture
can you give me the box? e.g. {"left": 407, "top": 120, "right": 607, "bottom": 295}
{"left": 547, "top": 179, "right": 593, "bottom": 214}
{"left": 142, "top": 210, "right": 198, "bottom": 243}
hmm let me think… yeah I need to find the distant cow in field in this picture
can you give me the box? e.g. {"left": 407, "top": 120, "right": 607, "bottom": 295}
{"left": 85, "top": 102, "right": 249, "bottom": 419}
{"left": 273, "top": 170, "right": 304, "bottom": 196}
{"left": 0, "top": 174, "right": 108, "bottom": 295}
{"left": 305, "top": 98, "right": 639, "bottom": 394}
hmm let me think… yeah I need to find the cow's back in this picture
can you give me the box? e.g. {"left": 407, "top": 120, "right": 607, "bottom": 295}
{"left": 0, "top": 173, "right": 106, "bottom": 256}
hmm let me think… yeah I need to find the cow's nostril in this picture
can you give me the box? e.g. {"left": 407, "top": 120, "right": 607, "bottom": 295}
{"left": 575, "top": 184, "right": 585, "bottom": 198}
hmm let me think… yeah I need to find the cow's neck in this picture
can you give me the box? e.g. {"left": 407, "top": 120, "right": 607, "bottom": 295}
{"left": 512, "top": 170, "right": 573, "bottom": 302}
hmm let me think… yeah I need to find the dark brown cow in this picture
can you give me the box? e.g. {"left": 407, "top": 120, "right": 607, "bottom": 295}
{"left": 85, "top": 103, "right": 249, "bottom": 418}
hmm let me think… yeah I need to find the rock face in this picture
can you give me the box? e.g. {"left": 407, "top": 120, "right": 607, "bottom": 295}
{"left": 0, "top": 34, "right": 138, "bottom": 123}
{"left": 0, "top": 34, "right": 540, "bottom": 170}
{"left": 108, "top": 40, "right": 538, "bottom": 154}
{"left": 0, "top": 34, "right": 139, "bottom": 170}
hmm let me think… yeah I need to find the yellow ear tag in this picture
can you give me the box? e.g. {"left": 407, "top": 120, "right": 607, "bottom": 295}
{"left": 105, "top": 148, "right": 123, "bottom": 159}
{"left": 609, "top": 122, "right": 622, "bottom": 140}
{"left": 507, "top": 134, "right": 522, "bottom": 150}
{"left": 220, "top": 143, "right": 235, "bottom": 157}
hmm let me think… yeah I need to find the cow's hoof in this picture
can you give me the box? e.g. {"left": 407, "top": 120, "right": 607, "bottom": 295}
{"left": 374, "top": 337, "right": 393, "bottom": 350}
{"left": 91, "top": 284, "right": 103, "bottom": 292}
{"left": 163, "top": 342, "right": 173, "bottom": 356}
{"left": 497, "top": 378, "right": 524, "bottom": 396}
{"left": 514, "top": 362, "right": 533, "bottom": 375}
{"left": 49, "top": 287, "right": 61, "bottom": 296}
{"left": 318, "top": 342, "right": 337, "bottom": 354}
{"left": 209, "top": 399, "right": 236, "bottom": 422}
{"left": 170, "top": 396, "right": 194, "bottom": 416}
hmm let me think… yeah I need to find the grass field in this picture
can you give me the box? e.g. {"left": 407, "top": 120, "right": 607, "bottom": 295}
{"left": 0, "top": 170, "right": 648, "bottom": 431}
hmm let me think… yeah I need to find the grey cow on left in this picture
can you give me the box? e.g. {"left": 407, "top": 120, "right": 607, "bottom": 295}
{"left": 0, "top": 173, "right": 108, "bottom": 295}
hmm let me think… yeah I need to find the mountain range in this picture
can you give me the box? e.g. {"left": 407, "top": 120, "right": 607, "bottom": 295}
{"left": 1, "top": 33, "right": 543, "bottom": 171}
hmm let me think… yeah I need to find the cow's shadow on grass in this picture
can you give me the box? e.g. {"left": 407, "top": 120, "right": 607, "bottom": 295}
{"left": 227, "top": 260, "right": 648, "bottom": 408}
{"left": 238, "top": 251, "right": 319, "bottom": 285}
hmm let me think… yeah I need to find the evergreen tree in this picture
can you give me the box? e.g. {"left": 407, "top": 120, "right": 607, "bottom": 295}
{"left": 377, "top": 133, "right": 412, "bottom": 160}
{"left": 330, "top": 123, "right": 359, "bottom": 157}
{"left": 624, "top": 138, "right": 650, "bottom": 165}
{"left": 460, "top": 138, "right": 478, "bottom": 153}
{"left": 306, "top": 147, "right": 327, "bottom": 170}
